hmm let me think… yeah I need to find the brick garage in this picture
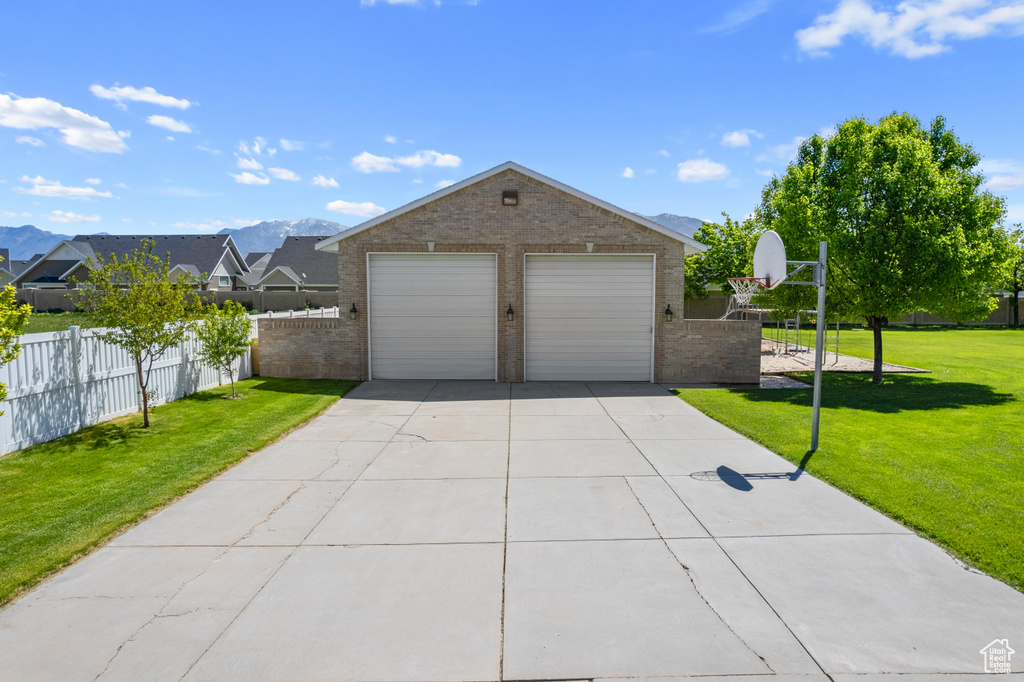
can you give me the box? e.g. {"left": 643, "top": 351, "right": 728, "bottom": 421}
{"left": 258, "top": 162, "right": 760, "bottom": 384}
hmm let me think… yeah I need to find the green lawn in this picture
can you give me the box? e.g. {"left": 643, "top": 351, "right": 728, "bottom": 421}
{"left": 676, "top": 327, "right": 1024, "bottom": 591}
{"left": 0, "top": 377, "right": 356, "bottom": 606}
{"left": 21, "top": 311, "right": 94, "bottom": 334}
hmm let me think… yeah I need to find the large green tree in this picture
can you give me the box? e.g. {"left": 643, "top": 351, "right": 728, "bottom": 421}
{"left": 757, "top": 113, "right": 1008, "bottom": 382}
{"left": 684, "top": 213, "right": 761, "bottom": 299}
{"left": 73, "top": 239, "right": 205, "bottom": 427}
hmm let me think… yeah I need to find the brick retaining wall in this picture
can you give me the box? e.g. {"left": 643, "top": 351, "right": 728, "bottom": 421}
{"left": 257, "top": 319, "right": 347, "bottom": 380}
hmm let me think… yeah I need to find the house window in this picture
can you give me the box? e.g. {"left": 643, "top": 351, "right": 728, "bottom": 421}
{"left": 218, "top": 276, "right": 230, "bottom": 287}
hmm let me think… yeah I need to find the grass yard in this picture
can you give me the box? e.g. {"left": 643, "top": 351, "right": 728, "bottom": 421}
{"left": 20, "top": 311, "right": 94, "bottom": 334}
{"left": 0, "top": 377, "right": 356, "bottom": 606}
{"left": 676, "top": 327, "right": 1024, "bottom": 591}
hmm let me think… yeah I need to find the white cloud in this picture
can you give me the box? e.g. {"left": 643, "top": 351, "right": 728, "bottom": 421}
{"left": 238, "top": 137, "right": 267, "bottom": 156}
{"left": 645, "top": 169, "right": 657, "bottom": 174}
{"left": 326, "top": 199, "right": 387, "bottom": 217}
{"left": 121, "top": 218, "right": 133, "bottom": 223}
{"left": 982, "top": 159, "right": 1024, "bottom": 190}
{"left": 352, "top": 151, "right": 400, "bottom": 173}
{"left": 622, "top": 167, "right": 635, "bottom": 178}
{"left": 396, "top": 150, "right": 461, "bottom": 168}
{"left": 721, "top": 129, "right": 763, "bottom": 147}
{"left": 657, "top": 149, "right": 670, "bottom": 158}
{"left": 118, "top": 130, "right": 130, "bottom": 138}
{"left": 756, "top": 169, "right": 776, "bottom": 177}
{"left": 237, "top": 156, "right": 264, "bottom": 171}
{"left": 279, "top": 139, "right": 304, "bottom": 151}
{"left": 701, "top": 0, "right": 775, "bottom": 33}
{"left": 15, "top": 175, "right": 114, "bottom": 200}
{"left": 268, "top": 167, "right": 300, "bottom": 181}
{"left": 231, "top": 172, "right": 270, "bottom": 185}
{"left": 197, "top": 145, "right": 221, "bottom": 155}
{"left": 436, "top": 179, "right": 457, "bottom": 188}
{"left": 89, "top": 84, "right": 191, "bottom": 109}
{"left": 147, "top": 115, "right": 192, "bottom": 133}
{"left": 384, "top": 135, "right": 397, "bottom": 144}
{"left": 85, "top": 178, "right": 101, "bottom": 184}
{"left": 166, "top": 136, "right": 175, "bottom": 141}
{"left": 677, "top": 159, "right": 730, "bottom": 182}
{"left": 755, "top": 136, "right": 807, "bottom": 163}
{"left": 796, "top": 0, "right": 1024, "bottom": 59}
{"left": 267, "top": 147, "right": 277, "bottom": 157}
{"left": 15, "top": 135, "right": 44, "bottom": 146}
{"left": 44, "top": 210, "right": 101, "bottom": 223}
{"left": 0, "top": 94, "right": 127, "bottom": 153}
{"left": 412, "top": 178, "right": 423, "bottom": 184}
{"left": 312, "top": 175, "right": 339, "bottom": 188}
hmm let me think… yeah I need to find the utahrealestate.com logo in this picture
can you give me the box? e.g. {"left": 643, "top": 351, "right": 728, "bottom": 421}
{"left": 980, "top": 639, "right": 1015, "bottom": 674}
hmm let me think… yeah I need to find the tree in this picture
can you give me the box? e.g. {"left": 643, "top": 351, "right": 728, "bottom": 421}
{"left": 1003, "top": 225, "right": 1023, "bottom": 328}
{"left": 0, "top": 276, "right": 32, "bottom": 416}
{"left": 195, "top": 300, "right": 254, "bottom": 398}
{"left": 757, "top": 113, "right": 1008, "bottom": 383}
{"left": 73, "top": 239, "right": 204, "bottom": 427}
{"left": 684, "top": 213, "right": 761, "bottom": 299}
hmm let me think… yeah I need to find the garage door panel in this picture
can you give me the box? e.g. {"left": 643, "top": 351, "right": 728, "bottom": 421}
{"left": 526, "top": 255, "right": 654, "bottom": 382}
{"left": 369, "top": 254, "right": 496, "bottom": 380}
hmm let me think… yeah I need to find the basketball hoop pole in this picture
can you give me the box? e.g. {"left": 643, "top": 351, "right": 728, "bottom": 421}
{"left": 810, "top": 241, "right": 827, "bottom": 451}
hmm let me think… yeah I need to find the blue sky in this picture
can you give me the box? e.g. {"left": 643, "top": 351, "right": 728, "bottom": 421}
{"left": 2, "top": 0, "right": 1024, "bottom": 235}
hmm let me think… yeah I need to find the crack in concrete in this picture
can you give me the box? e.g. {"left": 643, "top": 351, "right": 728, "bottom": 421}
{"left": 235, "top": 481, "right": 309, "bottom": 545}
{"left": 622, "top": 476, "right": 776, "bottom": 675}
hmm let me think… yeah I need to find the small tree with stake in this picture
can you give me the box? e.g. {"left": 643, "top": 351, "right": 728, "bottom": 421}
{"left": 195, "top": 300, "right": 254, "bottom": 398}
{"left": 73, "top": 239, "right": 204, "bottom": 427}
{"left": 0, "top": 277, "right": 32, "bottom": 416}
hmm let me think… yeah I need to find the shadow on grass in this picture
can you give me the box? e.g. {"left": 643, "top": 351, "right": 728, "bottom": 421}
{"left": 729, "top": 373, "right": 1013, "bottom": 413}
{"left": 246, "top": 377, "right": 357, "bottom": 397}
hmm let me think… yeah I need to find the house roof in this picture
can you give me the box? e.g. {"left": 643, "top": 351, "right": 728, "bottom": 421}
{"left": 71, "top": 234, "right": 249, "bottom": 280}
{"left": 257, "top": 236, "right": 338, "bottom": 287}
{"left": 245, "top": 252, "right": 270, "bottom": 266}
{"left": 315, "top": 161, "right": 707, "bottom": 254}
{"left": 19, "top": 260, "right": 82, "bottom": 284}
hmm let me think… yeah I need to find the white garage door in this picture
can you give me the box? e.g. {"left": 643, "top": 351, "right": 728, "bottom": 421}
{"left": 525, "top": 255, "right": 654, "bottom": 381}
{"left": 368, "top": 253, "right": 497, "bottom": 380}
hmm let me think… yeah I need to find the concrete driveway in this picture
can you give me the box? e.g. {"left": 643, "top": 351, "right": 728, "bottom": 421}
{"left": 1, "top": 381, "right": 1022, "bottom": 681}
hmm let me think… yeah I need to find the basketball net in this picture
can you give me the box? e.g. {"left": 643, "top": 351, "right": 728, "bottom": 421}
{"left": 727, "top": 277, "right": 767, "bottom": 307}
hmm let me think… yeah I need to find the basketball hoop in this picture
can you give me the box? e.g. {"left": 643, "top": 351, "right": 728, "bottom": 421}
{"left": 727, "top": 277, "right": 767, "bottom": 307}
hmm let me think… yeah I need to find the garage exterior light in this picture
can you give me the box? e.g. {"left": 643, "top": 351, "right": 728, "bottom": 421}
{"left": 664, "top": 304, "right": 674, "bottom": 322}
{"left": 349, "top": 303, "right": 358, "bottom": 320}
{"left": 506, "top": 304, "right": 515, "bottom": 322}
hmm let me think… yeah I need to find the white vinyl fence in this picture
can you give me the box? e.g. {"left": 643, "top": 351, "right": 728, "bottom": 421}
{"left": 0, "top": 306, "right": 339, "bottom": 456}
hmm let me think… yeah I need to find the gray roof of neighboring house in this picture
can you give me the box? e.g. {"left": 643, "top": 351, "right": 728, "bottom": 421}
{"left": 259, "top": 236, "right": 338, "bottom": 286}
{"left": 71, "top": 235, "right": 248, "bottom": 280}
{"left": 20, "top": 260, "right": 82, "bottom": 284}
{"left": 245, "top": 252, "right": 270, "bottom": 266}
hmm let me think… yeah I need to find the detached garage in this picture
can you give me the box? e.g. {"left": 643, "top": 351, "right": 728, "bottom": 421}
{"left": 292, "top": 161, "right": 759, "bottom": 384}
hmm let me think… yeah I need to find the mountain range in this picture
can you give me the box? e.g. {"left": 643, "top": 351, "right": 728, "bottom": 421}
{"left": 217, "top": 218, "right": 347, "bottom": 256}
{"left": 0, "top": 214, "right": 705, "bottom": 262}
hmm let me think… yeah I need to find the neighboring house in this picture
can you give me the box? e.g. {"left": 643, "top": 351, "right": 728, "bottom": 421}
{"left": 0, "top": 249, "right": 32, "bottom": 287}
{"left": 285, "top": 161, "right": 738, "bottom": 383}
{"left": 235, "top": 252, "right": 272, "bottom": 291}
{"left": 254, "top": 237, "right": 339, "bottom": 291}
{"left": 12, "top": 235, "right": 250, "bottom": 291}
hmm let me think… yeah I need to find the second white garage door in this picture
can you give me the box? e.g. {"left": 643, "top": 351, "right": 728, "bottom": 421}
{"left": 525, "top": 254, "right": 655, "bottom": 381}
{"left": 368, "top": 253, "right": 497, "bottom": 380}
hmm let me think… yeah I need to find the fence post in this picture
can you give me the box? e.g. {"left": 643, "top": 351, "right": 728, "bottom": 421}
{"left": 68, "top": 326, "right": 87, "bottom": 430}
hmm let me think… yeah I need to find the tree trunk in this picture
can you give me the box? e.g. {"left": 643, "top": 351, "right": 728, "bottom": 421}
{"left": 228, "top": 367, "right": 236, "bottom": 398}
{"left": 868, "top": 316, "right": 884, "bottom": 384}
{"left": 136, "top": 356, "right": 150, "bottom": 428}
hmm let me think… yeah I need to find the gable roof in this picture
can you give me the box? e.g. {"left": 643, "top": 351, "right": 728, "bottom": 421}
{"left": 245, "top": 252, "right": 271, "bottom": 266}
{"left": 257, "top": 236, "right": 338, "bottom": 287}
{"left": 72, "top": 234, "right": 249, "bottom": 280}
{"left": 315, "top": 161, "right": 707, "bottom": 254}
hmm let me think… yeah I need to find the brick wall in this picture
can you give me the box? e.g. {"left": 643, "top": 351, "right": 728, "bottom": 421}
{"left": 660, "top": 319, "right": 761, "bottom": 385}
{"left": 257, "top": 319, "right": 347, "bottom": 380}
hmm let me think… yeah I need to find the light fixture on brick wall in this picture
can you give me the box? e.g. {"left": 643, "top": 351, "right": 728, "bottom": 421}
{"left": 664, "top": 304, "right": 674, "bottom": 322}
{"left": 502, "top": 190, "right": 518, "bottom": 206}
{"left": 426, "top": 240, "right": 435, "bottom": 252}
{"left": 349, "top": 303, "right": 358, "bottom": 320}
{"left": 585, "top": 242, "right": 594, "bottom": 253}
{"left": 506, "top": 304, "right": 515, "bottom": 322}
